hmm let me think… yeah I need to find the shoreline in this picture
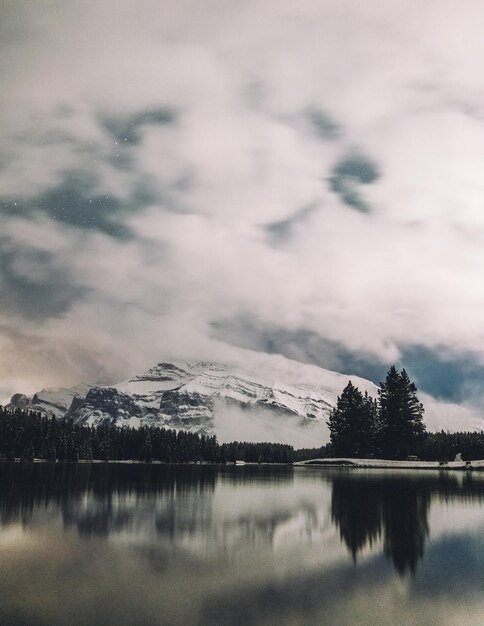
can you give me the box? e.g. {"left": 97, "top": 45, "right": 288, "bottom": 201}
{"left": 2, "top": 458, "right": 484, "bottom": 470}
{"left": 294, "top": 458, "right": 484, "bottom": 471}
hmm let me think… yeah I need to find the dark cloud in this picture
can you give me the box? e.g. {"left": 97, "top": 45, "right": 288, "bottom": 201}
{"left": 397, "top": 345, "right": 484, "bottom": 403}
{"left": 211, "top": 316, "right": 484, "bottom": 402}
{"left": 329, "top": 153, "right": 379, "bottom": 213}
{"left": 107, "top": 150, "right": 134, "bottom": 171}
{"left": 0, "top": 242, "right": 86, "bottom": 320}
{"left": 129, "top": 179, "right": 160, "bottom": 208}
{"left": 306, "top": 108, "right": 341, "bottom": 140}
{"left": 97, "top": 107, "right": 177, "bottom": 171}
{"left": 210, "top": 315, "right": 387, "bottom": 384}
{"left": 100, "top": 107, "right": 176, "bottom": 146}
{"left": 1, "top": 173, "right": 130, "bottom": 238}
{"left": 265, "top": 204, "right": 316, "bottom": 245}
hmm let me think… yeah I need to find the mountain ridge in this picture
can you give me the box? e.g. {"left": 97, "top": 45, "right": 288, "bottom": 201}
{"left": 6, "top": 348, "right": 484, "bottom": 446}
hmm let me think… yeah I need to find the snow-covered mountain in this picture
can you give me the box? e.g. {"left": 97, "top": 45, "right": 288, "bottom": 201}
{"left": 7, "top": 350, "right": 379, "bottom": 447}
{"left": 7, "top": 348, "right": 484, "bottom": 446}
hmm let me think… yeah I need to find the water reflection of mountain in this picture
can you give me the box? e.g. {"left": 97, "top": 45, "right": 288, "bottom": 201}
{"left": 0, "top": 464, "right": 298, "bottom": 548}
{"left": 2, "top": 464, "right": 484, "bottom": 568}
{"left": 329, "top": 471, "right": 484, "bottom": 575}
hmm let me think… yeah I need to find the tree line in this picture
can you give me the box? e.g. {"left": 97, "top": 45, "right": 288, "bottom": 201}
{"left": 0, "top": 406, "right": 293, "bottom": 463}
{"left": 420, "top": 430, "right": 484, "bottom": 462}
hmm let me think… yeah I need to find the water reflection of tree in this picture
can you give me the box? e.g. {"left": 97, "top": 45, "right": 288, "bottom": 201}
{"left": 331, "top": 475, "right": 431, "bottom": 575}
{"left": 0, "top": 463, "right": 217, "bottom": 532}
{"left": 0, "top": 464, "right": 296, "bottom": 543}
{"left": 381, "top": 481, "right": 430, "bottom": 574}
{"left": 330, "top": 479, "right": 381, "bottom": 561}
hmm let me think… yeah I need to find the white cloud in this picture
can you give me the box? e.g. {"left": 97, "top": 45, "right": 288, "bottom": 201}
{"left": 2, "top": 0, "right": 484, "bottom": 415}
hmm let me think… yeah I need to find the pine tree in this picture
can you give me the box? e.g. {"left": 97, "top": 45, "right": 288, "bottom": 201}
{"left": 377, "top": 367, "right": 426, "bottom": 459}
{"left": 327, "top": 382, "right": 377, "bottom": 458}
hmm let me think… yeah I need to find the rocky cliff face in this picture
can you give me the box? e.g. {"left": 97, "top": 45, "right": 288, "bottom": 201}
{"left": 66, "top": 388, "right": 145, "bottom": 425}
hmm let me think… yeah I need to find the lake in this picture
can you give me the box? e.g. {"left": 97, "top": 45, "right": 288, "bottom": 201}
{"left": 0, "top": 464, "right": 483, "bottom": 626}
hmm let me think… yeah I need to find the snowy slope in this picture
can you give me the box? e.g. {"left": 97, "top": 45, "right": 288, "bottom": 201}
{"left": 7, "top": 383, "right": 94, "bottom": 419}
{"left": 119, "top": 355, "right": 378, "bottom": 412}
{"left": 114, "top": 356, "right": 380, "bottom": 444}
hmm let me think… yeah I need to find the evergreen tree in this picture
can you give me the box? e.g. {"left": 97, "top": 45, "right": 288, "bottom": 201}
{"left": 140, "top": 429, "right": 153, "bottom": 463}
{"left": 377, "top": 367, "right": 426, "bottom": 459}
{"left": 327, "top": 382, "right": 377, "bottom": 458}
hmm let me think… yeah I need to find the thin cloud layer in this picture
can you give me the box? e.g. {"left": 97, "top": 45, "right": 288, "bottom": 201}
{"left": 1, "top": 0, "right": 484, "bottom": 413}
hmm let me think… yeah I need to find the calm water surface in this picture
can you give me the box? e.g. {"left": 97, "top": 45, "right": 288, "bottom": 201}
{"left": 0, "top": 464, "right": 483, "bottom": 625}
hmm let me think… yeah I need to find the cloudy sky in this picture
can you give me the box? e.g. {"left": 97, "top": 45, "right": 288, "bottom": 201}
{"left": 2, "top": 0, "right": 484, "bottom": 411}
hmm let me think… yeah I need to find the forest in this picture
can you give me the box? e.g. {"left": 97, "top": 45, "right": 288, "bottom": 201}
{"left": 0, "top": 406, "right": 294, "bottom": 464}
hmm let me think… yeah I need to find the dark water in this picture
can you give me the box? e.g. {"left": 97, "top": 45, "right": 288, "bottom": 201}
{"left": 0, "top": 464, "right": 483, "bottom": 626}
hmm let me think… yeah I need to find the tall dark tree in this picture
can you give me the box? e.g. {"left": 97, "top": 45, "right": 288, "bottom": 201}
{"left": 377, "top": 367, "right": 426, "bottom": 459}
{"left": 327, "top": 382, "right": 377, "bottom": 458}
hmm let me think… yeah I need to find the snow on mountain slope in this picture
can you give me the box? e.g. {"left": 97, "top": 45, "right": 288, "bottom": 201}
{"left": 119, "top": 354, "right": 378, "bottom": 412}
{"left": 7, "top": 383, "right": 94, "bottom": 419}
{"left": 6, "top": 347, "right": 484, "bottom": 446}
{"left": 114, "top": 355, "right": 380, "bottom": 445}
